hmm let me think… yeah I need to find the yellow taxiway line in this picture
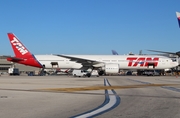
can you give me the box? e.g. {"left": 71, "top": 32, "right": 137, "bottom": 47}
{"left": 39, "top": 83, "right": 179, "bottom": 92}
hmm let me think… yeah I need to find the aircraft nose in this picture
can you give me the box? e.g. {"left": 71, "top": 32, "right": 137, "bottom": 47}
{"left": 171, "top": 62, "right": 179, "bottom": 67}
{"left": 171, "top": 58, "right": 179, "bottom": 66}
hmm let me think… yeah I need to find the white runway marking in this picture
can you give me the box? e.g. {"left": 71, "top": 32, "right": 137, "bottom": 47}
{"left": 71, "top": 78, "right": 120, "bottom": 118}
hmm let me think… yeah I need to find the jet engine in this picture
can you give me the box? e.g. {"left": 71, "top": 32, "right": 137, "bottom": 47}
{"left": 103, "top": 63, "right": 120, "bottom": 74}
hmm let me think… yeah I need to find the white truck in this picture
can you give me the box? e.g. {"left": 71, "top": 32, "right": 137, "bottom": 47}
{"left": 72, "top": 70, "right": 90, "bottom": 77}
{"left": 8, "top": 68, "right": 20, "bottom": 76}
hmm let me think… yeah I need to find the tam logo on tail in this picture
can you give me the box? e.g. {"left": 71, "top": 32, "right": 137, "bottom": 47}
{"left": 11, "top": 37, "right": 28, "bottom": 55}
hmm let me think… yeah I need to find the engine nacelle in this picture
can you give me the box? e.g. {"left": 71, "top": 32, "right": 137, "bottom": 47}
{"left": 103, "top": 63, "right": 120, "bottom": 74}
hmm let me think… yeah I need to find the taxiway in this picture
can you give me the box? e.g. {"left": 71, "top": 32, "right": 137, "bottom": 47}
{"left": 0, "top": 75, "right": 180, "bottom": 118}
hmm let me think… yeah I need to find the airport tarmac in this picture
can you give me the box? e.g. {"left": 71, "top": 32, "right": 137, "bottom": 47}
{"left": 1, "top": 75, "right": 180, "bottom": 118}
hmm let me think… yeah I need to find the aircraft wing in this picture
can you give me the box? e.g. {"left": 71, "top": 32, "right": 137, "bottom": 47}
{"left": 55, "top": 54, "right": 103, "bottom": 67}
{"left": 2, "top": 55, "right": 24, "bottom": 61}
{"left": 147, "top": 50, "right": 176, "bottom": 55}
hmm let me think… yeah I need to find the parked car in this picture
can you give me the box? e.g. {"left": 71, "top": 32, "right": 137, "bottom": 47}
{"left": 126, "top": 71, "right": 132, "bottom": 75}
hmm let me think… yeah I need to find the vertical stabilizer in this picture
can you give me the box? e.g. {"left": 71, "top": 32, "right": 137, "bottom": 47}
{"left": 7, "top": 33, "right": 43, "bottom": 68}
{"left": 112, "top": 50, "right": 119, "bottom": 55}
{"left": 176, "top": 12, "right": 180, "bottom": 28}
{"left": 7, "top": 33, "right": 32, "bottom": 58}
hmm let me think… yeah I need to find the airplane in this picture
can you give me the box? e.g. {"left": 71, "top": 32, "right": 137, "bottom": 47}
{"left": 176, "top": 11, "right": 180, "bottom": 28}
{"left": 5, "top": 33, "right": 178, "bottom": 76}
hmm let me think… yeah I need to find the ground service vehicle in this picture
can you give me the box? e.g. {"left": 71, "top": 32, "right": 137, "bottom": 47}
{"left": 72, "top": 70, "right": 90, "bottom": 77}
{"left": 144, "top": 70, "right": 160, "bottom": 76}
{"left": 8, "top": 68, "right": 20, "bottom": 75}
{"left": 91, "top": 70, "right": 99, "bottom": 77}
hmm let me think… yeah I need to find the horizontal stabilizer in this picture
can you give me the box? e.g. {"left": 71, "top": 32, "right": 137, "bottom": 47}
{"left": 2, "top": 55, "right": 24, "bottom": 61}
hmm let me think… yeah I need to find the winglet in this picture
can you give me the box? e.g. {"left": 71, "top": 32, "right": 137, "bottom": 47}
{"left": 176, "top": 12, "right": 180, "bottom": 28}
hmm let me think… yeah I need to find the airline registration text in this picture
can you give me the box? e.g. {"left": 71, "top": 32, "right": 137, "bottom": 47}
{"left": 126, "top": 57, "right": 159, "bottom": 67}
{"left": 11, "top": 37, "right": 28, "bottom": 55}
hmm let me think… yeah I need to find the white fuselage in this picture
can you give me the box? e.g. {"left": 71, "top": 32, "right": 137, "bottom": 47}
{"left": 34, "top": 55, "right": 178, "bottom": 70}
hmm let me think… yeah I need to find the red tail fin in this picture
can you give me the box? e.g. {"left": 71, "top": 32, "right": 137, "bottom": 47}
{"left": 176, "top": 12, "right": 180, "bottom": 28}
{"left": 7, "top": 33, "right": 43, "bottom": 68}
{"left": 7, "top": 33, "right": 32, "bottom": 58}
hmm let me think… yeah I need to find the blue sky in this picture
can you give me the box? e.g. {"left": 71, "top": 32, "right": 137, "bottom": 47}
{"left": 0, "top": 0, "right": 180, "bottom": 55}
